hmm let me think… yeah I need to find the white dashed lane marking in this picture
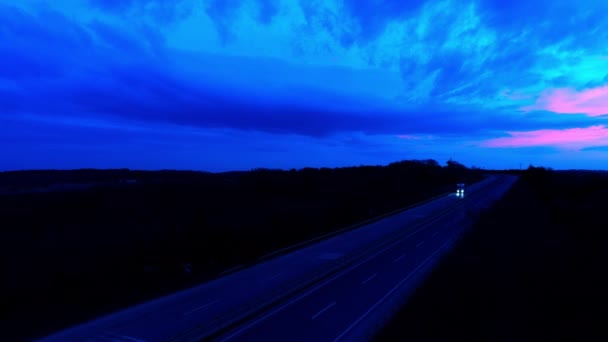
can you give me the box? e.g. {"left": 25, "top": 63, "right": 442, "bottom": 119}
{"left": 311, "top": 302, "right": 337, "bottom": 320}
{"left": 361, "top": 273, "right": 377, "bottom": 285}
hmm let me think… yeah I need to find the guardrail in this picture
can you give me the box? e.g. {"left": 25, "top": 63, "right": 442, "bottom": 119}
{"left": 182, "top": 188, "right": 456, "bottom": 291}
{"left": 171, "top": 177, "right": 496, "bottom": 341}
{"left": 256, "top": 189, "right": 453, "bottom": 262}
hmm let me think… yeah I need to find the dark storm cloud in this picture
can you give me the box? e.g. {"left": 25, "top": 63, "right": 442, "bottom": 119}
{"left": 0, "top": 4, "right": 91, "bottom": 78}
{"left": 4, "top": 1, "right": 608, "bottom": 147}
{"left": 15, "top": 55, "right": 604, "bottom": 138}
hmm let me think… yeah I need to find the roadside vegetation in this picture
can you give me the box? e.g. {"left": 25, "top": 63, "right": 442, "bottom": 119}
{"left": 1, "top": 159, "right": 482, "bottom": 340}
{"left": 377, "top": 166, "right": 608, "bottom": 341}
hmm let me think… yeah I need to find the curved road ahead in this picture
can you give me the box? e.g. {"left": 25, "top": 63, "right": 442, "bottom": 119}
{"left": 42, "top": 175, "right": 517, "bottom": 342}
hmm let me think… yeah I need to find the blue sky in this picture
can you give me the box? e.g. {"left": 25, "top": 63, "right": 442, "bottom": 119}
{"left": 2, "top": 0, "right": 608, "bottom": 171}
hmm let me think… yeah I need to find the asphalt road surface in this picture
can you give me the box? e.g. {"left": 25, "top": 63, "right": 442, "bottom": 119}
{"left": 41, "top": 175, "right": 517, "bottom": 342}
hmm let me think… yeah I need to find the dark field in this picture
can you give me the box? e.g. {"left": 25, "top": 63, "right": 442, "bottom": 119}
{"left": 1, "top": 160, "right": 481, "bottom": 341}
{"left": 377, "top": 167, "right": 608, "bottom": 341}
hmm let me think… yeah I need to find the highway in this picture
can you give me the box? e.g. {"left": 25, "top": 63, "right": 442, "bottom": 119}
{"left": 41, "top": 175, "right": 517, "bottom": 342}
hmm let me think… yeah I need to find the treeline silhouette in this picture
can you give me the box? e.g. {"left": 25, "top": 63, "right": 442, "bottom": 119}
{"left": 1, "top": 159, "right": 482, "bottom": 340}
{"left": 378, "top": 166, "right": 608, "bottom": 340}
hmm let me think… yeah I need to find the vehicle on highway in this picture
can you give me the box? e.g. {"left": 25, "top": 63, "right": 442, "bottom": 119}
{"left": 456, "top": 183, "right": 465, "bottom": 198}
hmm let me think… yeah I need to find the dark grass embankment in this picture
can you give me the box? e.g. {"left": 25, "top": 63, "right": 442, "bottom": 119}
{"left": 376, "top": 167, "right": 608, "bottom": 341}
{"left": 0, "top": 160, "right": 481, "bottom": 341}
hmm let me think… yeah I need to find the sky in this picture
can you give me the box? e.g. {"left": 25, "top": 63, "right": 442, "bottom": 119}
{"left": 1, "top": 0, "right": 608, "bottom": 171}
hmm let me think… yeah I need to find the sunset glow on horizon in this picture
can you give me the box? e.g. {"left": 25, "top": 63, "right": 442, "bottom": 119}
{"left": 2, "top": 0, "right": 608, "bottom": 171}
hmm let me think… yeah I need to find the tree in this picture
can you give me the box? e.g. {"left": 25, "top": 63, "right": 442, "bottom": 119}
{"left": 446, "top": 158, "right": 466, "bottom": 169}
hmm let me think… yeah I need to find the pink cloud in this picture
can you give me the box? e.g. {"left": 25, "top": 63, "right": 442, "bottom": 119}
{"left": 482, "top": 125, "right": 608, "bottom": 148}
{"left": 522, "top": 86, "right": 608, "bottom": 116}
{"left": 397, "top": 134, "right": 420, "bottom": 140}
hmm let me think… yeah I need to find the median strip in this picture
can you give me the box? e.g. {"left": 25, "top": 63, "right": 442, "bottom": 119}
{"left": 170, "top": 177, "right": 497, "bottom": 341}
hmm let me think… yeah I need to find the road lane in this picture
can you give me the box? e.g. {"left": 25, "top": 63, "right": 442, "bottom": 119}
{"left": 216, "top": 175, "right": 517, "bottom": 341}
{"left": 41, "top": 175, "right": 515, "bottom": 342}
{"left": 216, "top": 216, "right": 455, "bottom": 341}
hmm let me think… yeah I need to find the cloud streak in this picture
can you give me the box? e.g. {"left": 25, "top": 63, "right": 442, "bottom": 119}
{"left": 4, "top": 0, "right": 608, "bottom": 170}
{"left": 523, "top": 86, "right": 608, "bottom": 117}
{"left": 482, "top": 125, "right": 608, "bottom": 149}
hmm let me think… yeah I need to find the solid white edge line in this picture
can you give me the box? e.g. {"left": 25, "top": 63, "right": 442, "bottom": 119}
{"left": 333, "top": 239, "right": 452, "bottom": 342}
{"left": 217, "top": 238, "right": 404, "bottom": 341}
{"left": 218, "top": 203, "right": 456, "bottom": 341}
{"left": 219, "top": 176, "right": 505, "bottom": 341}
